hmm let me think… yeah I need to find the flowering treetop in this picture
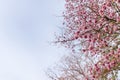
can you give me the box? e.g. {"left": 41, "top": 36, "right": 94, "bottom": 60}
{"left": 58, "top": 0, "right": 120, "bottom": 55}
{"left": 56, "top": 0, "right": 120, "bottom": 79}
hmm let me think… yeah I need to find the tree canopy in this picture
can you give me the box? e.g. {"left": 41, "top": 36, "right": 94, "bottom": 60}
{"left": 48, "top": 0, "right": 120, "bottom": 80}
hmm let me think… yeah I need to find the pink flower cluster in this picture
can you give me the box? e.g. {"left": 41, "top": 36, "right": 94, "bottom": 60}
{"left": 61, "top": 0, "right": 120, "bottom": 79}
{"left": 90, "top": 49, "right": 120, "bottom": 79}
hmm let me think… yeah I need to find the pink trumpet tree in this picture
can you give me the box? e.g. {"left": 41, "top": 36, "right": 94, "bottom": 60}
{"left": 55, "top": 0, "right": 120, "bottom": 79}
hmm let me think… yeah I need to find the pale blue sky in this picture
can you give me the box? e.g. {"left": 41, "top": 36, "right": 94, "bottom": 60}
{"left": 0, "top": 0, "right": 65, "bottom": 80}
